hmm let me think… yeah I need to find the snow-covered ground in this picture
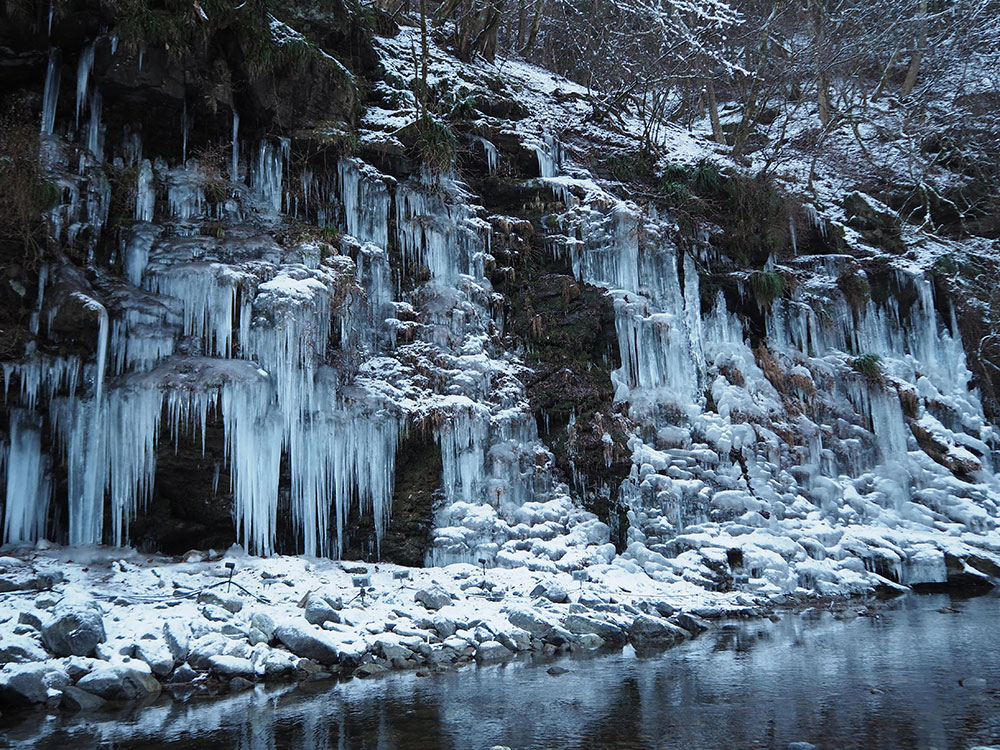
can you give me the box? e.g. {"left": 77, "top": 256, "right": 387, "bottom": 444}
{"left": 0, "top": 540, "right": 765, "bottom": 711}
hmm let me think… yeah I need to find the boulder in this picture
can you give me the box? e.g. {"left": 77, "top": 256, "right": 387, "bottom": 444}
{"left": 0, "top": 562, "right": 63, "bottom": 593}
{"left": 61, "top": 685, "right": 106, "bottom": 711}
{"left": 76, "top": 661, "right": 161, "bottom": 701}
{"left": 506, "top": 607, "right": 557, "bottom": 637}
{"left": 187, "top": 633, "right": 233, "bottom": 670}
{"left": 208, "top": 655, "right": 255, "bottom": 678}
{"left": 275, "top": 623, "right": 360, "bottom": 667}
{"left": 628, "top": 615, "right": 689, "bottom": 648}
{"left": 250, "top": 612, "right": 276, "bottom": 641}
{"left": 475, "top": 640, "right": 514, "bottom": 662}
{"left": 201, "top": 604, "right": 232, "bottom": 622}
{"left": 354, "top": 662, "right": 389, "bottom": 678}
{"left": 135, "top": 638, "right": 176, "bottom": 677}
{"left": 373, "top": 638, "right": 414, "bottom": 661}
{"left": 230, "top": 677, "right": 255, "bottom": 691}
{"left": 42, "top": 602, "right": 106, "bottom": 657}
{"left": 496, "top": 628, "right": 532, "bottom": 652}
{"left": 255, "top": 648, "right": 299, "bottom": 678}
{"left": 414, "top": 587, "right": 453, "bottom": 611}
{"left": 671, "top": 612, "right": 710, "bottom": 635}
{"left": 64, "top": 656, "right": 100, "bottom": 681}
{"left": 0, "top": 634, "right": 49, "bottom": 664}
{"left": 542, "top": 626, "right": 577, "bottom": 647}
{"left": 563, "top": 614, "right": 628, "bottom": 643}
{"left": 17, "top": 610, "right": 43, "bottom": 630}
{"left": 167, "top": 663, "right": 199, "bottom": 683}
{"left": 304, "top": 594, "right": 342, "bottom": 626}
{"left": 431, "top": 615, "right": 458, "bottom": 639}
{"left": 529, "top": 581, "right": 569, "bottom": 603}
{"left": 162, "top": 620, "right": 191, "bottom": 662}
{"left": 0, "top": 662, "right": 70, "bottom": 705}
{"left": 196, "top": 590, "right": 244, "bottom": 613}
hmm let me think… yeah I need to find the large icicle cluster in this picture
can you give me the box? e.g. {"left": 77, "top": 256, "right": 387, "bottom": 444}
{"left": 538, "top": 146, "right": 1000, "bottom": 595}
{"left": 1, "top": 59, "right": 421, "bottom": 554}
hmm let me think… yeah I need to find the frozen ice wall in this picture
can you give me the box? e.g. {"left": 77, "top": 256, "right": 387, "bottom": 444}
{"left": 538, "top": 147, "right": 1000, "bottom": 593}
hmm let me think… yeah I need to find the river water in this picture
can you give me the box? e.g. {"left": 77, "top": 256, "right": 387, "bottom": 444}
{"left": 2, "top": 592, "right": 999, "bottom": 749}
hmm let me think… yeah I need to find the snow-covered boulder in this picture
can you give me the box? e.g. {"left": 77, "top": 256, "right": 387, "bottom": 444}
{"left": 414, "top": 586, "right": 453, "bottom": 610}
{"left": 274, "top": 622, "right": 361, "bottom": 667}
{"left": 41, "top": 601, "right": 106, "bottom": 657}
{"left": 474, "top": 640, "right": 514, "bottom": 662}
{"left": 0, "top": 634, "right": 48, "bottom": 664}
{"left": 628, "top": 615, "right": 689, "bottom": 647}
{"left": 304, "top": 594, "right": 342, "bottom": 625}
{"left": 76, "top": 661, "right": 161, "bottom": 701}
{"left": 0, "top": 662, "right": 70, "bottom": 705}
{"left": 529, "top": 580, "right": 569, "bottom": 603}
{"left": 134, "top": 637, "right": 176, "bottom": 677}
{"left": 562, "top": 614, "right": 627, "bottom": 643}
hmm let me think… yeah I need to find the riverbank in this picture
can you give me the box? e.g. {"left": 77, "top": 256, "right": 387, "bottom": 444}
{"left": 3, "top": 590, "right": 998, "bottom": 750}
{"left": 0, "top": 541, "right": 801, "bottom": 715}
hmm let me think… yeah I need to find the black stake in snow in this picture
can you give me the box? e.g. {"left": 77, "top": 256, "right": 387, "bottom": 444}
{"left": 352, "top": 575, "right": 370, "bottom": 606}
{"left": 225, "top": 561, "right": 236, "bottom": 593}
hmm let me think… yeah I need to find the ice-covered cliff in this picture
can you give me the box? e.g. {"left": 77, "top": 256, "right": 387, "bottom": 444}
{"left": 3, "top": 7, "right": 1000, "bottom": 603}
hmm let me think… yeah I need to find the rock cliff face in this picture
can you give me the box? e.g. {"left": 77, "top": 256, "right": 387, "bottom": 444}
{"left": 2, "top": 2, "right": 1000, "bottom": 596}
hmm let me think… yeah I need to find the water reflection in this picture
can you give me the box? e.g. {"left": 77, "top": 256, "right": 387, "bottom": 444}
{"left": 3, "top": 593, "right": 999, "bottom": 750}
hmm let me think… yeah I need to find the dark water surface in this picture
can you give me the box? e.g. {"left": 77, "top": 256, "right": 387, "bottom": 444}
{"left": 3, "top": 592, "right": 1000, "bottom": 749}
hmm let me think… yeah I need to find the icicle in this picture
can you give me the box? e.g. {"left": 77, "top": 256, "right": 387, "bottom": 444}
{"left": 53, "top": 396, "right": 107, "bottom": 545}
{"left": 181, "top": 100, "right": 189, "bottom": 164}
{"left": 252, "top": 138, "right": 288, "bottom": 212}
{"left": 231, "top": 109, "right": 240, "bottom": 181}
{"left": 338, "top": 159, "right": 389, "bottom": 248}
{"left": 222, "top": 380, "right": 282, "bottom": 556}
{"left": 472, "top": 136, "right": 499, "bottom": 175}
{"left": 146, "top": 262, "right": 248, "bottom": 358}
{"left": 28, "top": 264, "right": 49, "bottom": 336}
{"left": 75, "top": 41, "right": 95, "bottom": 129}
{"left": 105, "top": 387, "right": 164, "bottom": 546}
{"left": 135, "top": 158, "right": 155, "bottom": 223}
{"left": 3, "top": 411, "right": 51, "bottom": 544}
{"left": 85, "top": 88, "right": 102, "bottom": 160}
{"left": 41, "top": 49, "right": 60, "bottom": 135}
{"left": 534, "top": 135, "right": 561, "bottom": 178}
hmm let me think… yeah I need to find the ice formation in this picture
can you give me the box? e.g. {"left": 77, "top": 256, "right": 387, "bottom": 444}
{"left": 3, "top": 33, "right": 1000, "bottom": 604}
